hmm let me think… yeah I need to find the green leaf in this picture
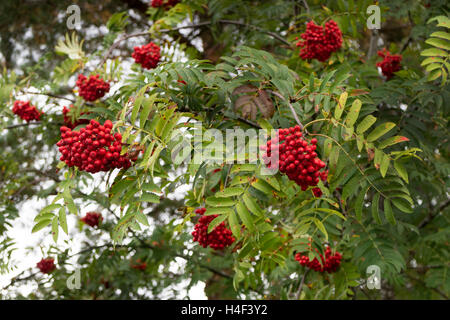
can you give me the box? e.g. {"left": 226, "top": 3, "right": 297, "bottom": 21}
{"left": 367, "top": 122, "right": 396, "bottom": 142}
{"left": 356, "top": 115, "right": 377, "bottom": 134}
{"left": 394, "top": 159, "right": 408, "bottom": 183}
{"left": 371, "top": 193, "right": 382, "bottom": 224}
{"left": 260, "top": 175, "right": 280, "bottom": 191}
{"left": 140, "top": 98, "right": 154, "bottom": 128}
{"left": 34, "top": 213, "right": 55, "bottom": 223}
{"left": 140, "top": 192, "right": 160, "bottom": 204}
{"left": 378, "top": 136, "right": 410, "bottom": 149}
{"left": 344, "top": 99, "right": 361, "bottom": 127}
{"left": 257, "top": 119, "right": 273, "bottom": 131}
{"left": 427, "top": 69, "right": 442, "bottom": 81}
{"left": 313, "top": 218, "right": 328, "bottom": 241}
{"left": 242, "top": 194, "right": 263, "bottom": 217}
{"left": 135, "top": 211, "right": 149, "bottom": 226}
{"left": 425, "top": 38, "right": 450, "bottom": 51}
{"left": 32, "top": 219, "right": 52, "bottom": 233}
{"left": 391, "top": 198, "right": 413, "bottom": 214}
{"left": 384, "top": 199, "right": 396, "bottom": 225}
{"left": 52, "top": 216, "right": 59, "bottom": 242}
{"left": 355, "top": 186, "right": 369, "bottom": 220}
{"left": 59, "top": 207, "right": 68, "bottom": 235}
{"left": 420, "top": 48, "right": 448, "bottom": 57}
{"left": 231, "top": 164, "right": 257, "bottom": 173}
{"left": 204, "top": 207, "right": 234, "bottom": 216}
{"left": 236, "top": 202, "right": 255, "bottom": 232}
{"left": 334, "top": 91, "right": 348, "bottom": 120}
{"left": 421, "top": 57, "right": 446, "bottom": 66}
{"left": 430, "top": 31, "right": 450, "bottom": 41}
{"left": 206, "top": 196, "right": 236, "bottom": 207}
{"left": 251, "top": 179, "right": 275, "bottom": 194}
{"left": 228, "top": 210, "right": 241, "bottom": 238}
{"left": 215, "top": 187, "right": 244, "bottom": 197}
{"left": 40, "top": 204, "right": 61, "bottom": 215}
{"left": 207, "top": 214, "right": 228, "bottom": 233}
{"left": 380, "top": 154, "right": 390, "bottom": 177}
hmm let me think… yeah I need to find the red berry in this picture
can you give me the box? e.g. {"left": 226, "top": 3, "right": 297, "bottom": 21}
{"left": 56, "top": 119, "right": 134, "bottom": 173}
{"left": 296, "top": 20, "right": 343, "bottom": 62}
{"left": 132, "top": 42, "right": 161, "bottom": 69}
{"left": 37, "top": 258, "right": 56, "bottom": 274}
{"left": 76, "top": 74, "right": 110, "bottom": 101}
{"left": 81, "top": 212, "right": 103, "bottom": 227}
{"left": 295, "top": 245, "right": 342, "bottom": 273}
{"left": 376, "top": 48, "right": 402, "bottom": 80}
{"left": 192, "top": 208, "right": 235, "bottom": 250}
{"left": 12, "top": 100, "right": 43, "bottom": 122}
{"left": 263, "top": 126, "right": 328, "bottom": 195}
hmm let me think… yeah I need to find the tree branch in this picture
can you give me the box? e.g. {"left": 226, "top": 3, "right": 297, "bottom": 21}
{"left": 97, "top": 20, "right": 293, "bottom": 68}
{"left": 418, "top": 198, "right": 450, "bottom": 229}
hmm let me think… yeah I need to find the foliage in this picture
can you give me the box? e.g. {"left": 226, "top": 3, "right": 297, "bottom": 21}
{"left": 0, "top": 0, "right": 448, "bottom": 300}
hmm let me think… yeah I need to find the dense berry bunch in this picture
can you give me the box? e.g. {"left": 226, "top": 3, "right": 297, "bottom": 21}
{"left": 63, "top": 105, "right": 89, "bottom": 129}
{"left": 296, "top": 20, "right": 343, "bottom": 62}
{"left": 76, "top": 74, "right": 110, "bottom": 101}
{"left": 261, "top": 125, "right": 328, "bottom": 193}
{"left": 57, "top": 119, "right": 132, "bottom": 173}
{"left": 132, "top": 42, "right": 161, "bottom": 69}
{"left": 295, "top": 246, "right": 342, "bottom": 273}
{"left": 192, "top": 208, "right": 235, "bottom": 250}
{"left": 37, "top": 258, "right": 56, "bottom": 274}
{"left": 151, "top": 0, "right": 179, "bottom": 8}
{"left": 376, "top": 48, "right": 402, "bottom": 80}
{"left": 81, "top": 212, "right": 103, "bottom": 227}
{"left": 151, "top": 0, "right": 164, "bottom": 6}
{"left": 131, "top": 259, "right": 147, "bottom": 271}
{"left": 12, "top": 100, "right": 43, "bottom": 122}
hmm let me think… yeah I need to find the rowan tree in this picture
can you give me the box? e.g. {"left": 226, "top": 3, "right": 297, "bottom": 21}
{"left": 0, "top": 0, "right": 449, "bottom": 300}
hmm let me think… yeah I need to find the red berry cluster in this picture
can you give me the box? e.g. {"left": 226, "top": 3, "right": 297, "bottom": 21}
{"left": 295, "top": 246, "right": 342, "bottom": 273}
{"left": 261, "top": 125, "right": 328, "bottom": 193}
{"left": 192, "top": 208, "right": 235, "bottom": 250}
{"left": 151, "top": 0, "right": 179, "bottom": 8}
{"left": 376, "top": 48, "right": 402, "bottom": 80}
{"left": 37, "top": 258, "right": 56, "bottom": 274}
{"left": 131, "top": 259, "right": 147, "bottom": 271}
{"left": 57, "top": 119, "right": 132, "bottom": 173}
{"left": 76, "top": 74, "right": 110, "bottom": 102}
{"left": 132, "top": 42, "right": 161, "bottom": 70}
{"left": 12, "top": 100, "right": 43, "bottom": 122}
{"left": 81, "top": 211, "right": 103, "bottom": 227}
{"left": 296, "top": 20, "right": 343, "bottom": 62}
{"left": 63, "top": 105, "right": 89, "bottom": 129}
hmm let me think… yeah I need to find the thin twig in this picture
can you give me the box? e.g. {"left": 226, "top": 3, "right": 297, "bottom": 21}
{"left": 295, "top": 269, "right": 310, "bottom": 299}
{"left": 418, "top": 199, "right": 450, "bottom": 229}
{"left": 97, "top": 20, "right": 293, "bottom": 68}
{"left": 4, "top": 122, "right": 62, "bottom": 130}
{"left": 406, "top": 274, "right": 448, "bottom": 300}
{"left": 19, "top": 91, "right": 76, "bottom": 103}
{"left": 301, "top": 0, "right": 311, "bottom": 16}
{"left": 268, "top": 90, "right": 304, "bottom": 131}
